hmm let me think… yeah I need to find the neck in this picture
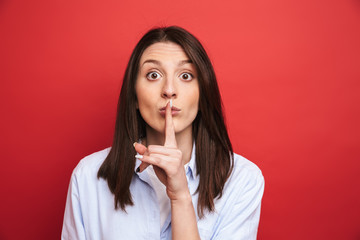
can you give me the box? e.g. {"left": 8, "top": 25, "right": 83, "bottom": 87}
{"left": 144, "top": 125, "right": 193, "bottom": 165}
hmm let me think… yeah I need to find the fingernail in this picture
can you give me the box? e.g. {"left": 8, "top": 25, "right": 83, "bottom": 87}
{"left": 170, "top": 99, "right": 173, "bottom": 108}
{"left": 136, "top": 167, "right": 140, "bottom": 173}
{"left": 135, "top": 154, "right": 143, "bottom": 159}
{"left": 133, "top": 142, "right": 137, "bottom": 148}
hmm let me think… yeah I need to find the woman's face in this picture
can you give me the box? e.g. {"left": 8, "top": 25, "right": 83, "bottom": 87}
{"left": 135, "top": 42, "right": 199, "bottom": 137}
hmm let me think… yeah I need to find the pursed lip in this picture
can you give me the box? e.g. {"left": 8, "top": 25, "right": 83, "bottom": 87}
{"left": 159, "top": 106, "right": 181, "bottom": 117}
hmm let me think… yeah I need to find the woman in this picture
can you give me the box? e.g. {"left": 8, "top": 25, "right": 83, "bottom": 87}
{"left": 62, "top": 26, "right": 264, "bottom": 240}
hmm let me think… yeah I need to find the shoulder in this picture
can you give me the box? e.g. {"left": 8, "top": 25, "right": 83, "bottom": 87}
{"left": 197, "top": 153, "right": 264, "bottom": 237}
{"left": 72, "top": 147, "right": 111, "bottom": 179}
{"left": 226, "top": 153, "right": 264, "bottom": 196}
{"left": 232, "top": 153, "right": 263, "bottom": 178}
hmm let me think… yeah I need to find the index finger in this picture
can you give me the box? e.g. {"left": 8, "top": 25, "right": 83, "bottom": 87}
{"left": 164, "top": 100, "right": 177, "bottom": 148}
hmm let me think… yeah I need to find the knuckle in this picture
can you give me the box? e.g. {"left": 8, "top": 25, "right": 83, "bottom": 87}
{"left": 176, "top": 149, "right": 182, "bottom": 157}
{"left": 147, "top": 145, "right": 155, "bottom": 152}
{"left": 154, "top": 157, "right": 161, "bottom": 165}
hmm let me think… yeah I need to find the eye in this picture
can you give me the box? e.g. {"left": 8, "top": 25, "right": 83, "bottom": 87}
{"left": 179, "top": 72, "right": 193, "bottom": 81}
{"left": 146, "top": 71, "right": 161, "bottom": 80}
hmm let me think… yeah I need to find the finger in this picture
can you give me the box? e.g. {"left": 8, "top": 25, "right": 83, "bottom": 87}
{"left": 134, "top": 142, "right": 150, "bottom": 173}
{"left": 147, "top": 145, "right": 182, "bottom": 160}
{"left": 147, "top": 145, "right": 174, "bottom": 155}
{"left": 134, "top": 142, "right": 147, "bottom": 155}
{"left": 138, "top": 155, "right": 169, "bottom": 170}
{"left": 164, "top": 100, "right": 177, "bottom": 148}
{"left": 148, "top": 153, "right": 178, "bottom": 162}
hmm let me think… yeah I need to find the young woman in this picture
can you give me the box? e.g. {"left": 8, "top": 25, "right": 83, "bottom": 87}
{"left": 61, "top": 26, "right": 264, "bottom": 240}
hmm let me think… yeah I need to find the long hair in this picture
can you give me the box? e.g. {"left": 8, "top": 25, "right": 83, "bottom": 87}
{"left": 98, "top": 26, "right": 234, "bottom": 218}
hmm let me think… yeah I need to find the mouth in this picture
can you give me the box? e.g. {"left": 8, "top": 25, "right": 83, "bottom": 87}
{"left": 159, "top": 106, "right": 181, "bottom": 117}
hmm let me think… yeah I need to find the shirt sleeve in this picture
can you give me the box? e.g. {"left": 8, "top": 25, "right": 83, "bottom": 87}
{"left": 213, "top": 171, "right": 265, "bottom": 240}
{"left": 61, "top": 172, "right": 86, "bottom": 240}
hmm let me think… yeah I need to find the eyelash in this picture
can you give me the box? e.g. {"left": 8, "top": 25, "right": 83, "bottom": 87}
{"left": 146, "top": 71, "right": 161, "bottom": 80}
{"left": 179, "top": 72, "right": 193, "bottom": 81}
{"left": 145, "top": 71, "right": 194, "bottom": 81}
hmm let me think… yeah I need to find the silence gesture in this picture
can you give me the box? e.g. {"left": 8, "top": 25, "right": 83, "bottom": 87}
{"left": 134, "top": 100, "right": 189, "bottom": 200}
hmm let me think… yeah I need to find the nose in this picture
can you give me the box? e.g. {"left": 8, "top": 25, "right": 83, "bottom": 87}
{"left": 161, "top": 77, "right": 177, "bottom": 99}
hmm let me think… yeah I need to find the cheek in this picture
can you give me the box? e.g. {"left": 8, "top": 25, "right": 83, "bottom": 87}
{"left": 136, "top": 90, "right": 157, "bottom": 123}
{"left": 136, "top": 85, "right": 150, "bottom": 108}
{"left": 183, "top": 89, "right": 200, "bottom": 122}
{"left": 188, "top": 87, "right": 200, "bottom": 109}
{"left": 137, "top": 96, "right": 153, "bottom": 115}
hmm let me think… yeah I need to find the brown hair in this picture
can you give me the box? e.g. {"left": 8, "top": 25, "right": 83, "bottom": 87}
{"left": 98, "top": 26, "right": 234, "bottom": 218}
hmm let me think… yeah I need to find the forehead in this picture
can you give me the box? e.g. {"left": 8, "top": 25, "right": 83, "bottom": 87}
{"left": 140, "top": 42, "right": 189, "bottom": 64}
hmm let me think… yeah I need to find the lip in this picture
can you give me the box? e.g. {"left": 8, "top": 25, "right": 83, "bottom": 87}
{"left": 159, "top": 106, "right": 181, "bottom": 117}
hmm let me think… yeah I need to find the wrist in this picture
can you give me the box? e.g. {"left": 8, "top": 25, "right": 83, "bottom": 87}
{"left": 170, "top": 191, "right": 192, "bottom": 204}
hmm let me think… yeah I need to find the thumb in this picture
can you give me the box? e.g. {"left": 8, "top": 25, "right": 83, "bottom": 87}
{"left": 133, "top": 142, "right": 149, "bottom": 172}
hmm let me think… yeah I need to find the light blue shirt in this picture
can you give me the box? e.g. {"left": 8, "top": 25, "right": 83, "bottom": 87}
{"left": 61, "top": 146, "right": 264, "bottom": 240}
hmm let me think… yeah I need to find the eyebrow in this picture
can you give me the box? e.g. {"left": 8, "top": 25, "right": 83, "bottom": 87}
{"left": 141, "top": 59, "right": 193, "bottom": 67}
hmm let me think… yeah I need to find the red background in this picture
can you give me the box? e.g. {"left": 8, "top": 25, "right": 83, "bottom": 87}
{"left": 1, "top": 0, "right": 360, "bottom": 239}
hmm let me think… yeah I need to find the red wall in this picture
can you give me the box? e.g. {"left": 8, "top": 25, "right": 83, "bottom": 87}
{"left": 1, "top": 0, "right": 359, "bottom": 239}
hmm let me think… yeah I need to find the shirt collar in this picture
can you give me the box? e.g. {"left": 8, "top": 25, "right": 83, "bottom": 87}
{"left": 134, "top": 158, "right": 142, "bottom": 173}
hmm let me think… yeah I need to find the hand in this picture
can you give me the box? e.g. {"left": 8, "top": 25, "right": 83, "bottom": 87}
{"left": 134, "top": 101, "right": 189, "bottom": 200}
